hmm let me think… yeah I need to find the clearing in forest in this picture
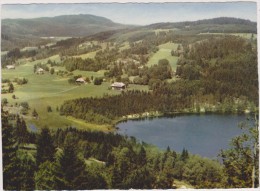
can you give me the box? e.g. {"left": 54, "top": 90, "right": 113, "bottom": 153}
{"left": 147, "top": 42, "right": 180, "bottom": 71}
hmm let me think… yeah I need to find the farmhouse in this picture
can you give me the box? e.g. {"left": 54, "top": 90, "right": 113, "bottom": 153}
{"left": 6, "top": 65, "right": 15, "bottom": 69}
{"left": 76, "top": 77, "right": 86, "bottom": 83}
{"left": 36, "top": 68, "right": 44, "bottom": 74}
{"left": 111, "top": 82, "right": 126, "bottom": 90}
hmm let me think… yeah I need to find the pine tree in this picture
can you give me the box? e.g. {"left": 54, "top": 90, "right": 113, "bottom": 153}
{"left": 54, "top": 133, "right": 90, "bottom": 189}
{"left": 2, "top": 113, "right": 21, "bottom": 190}
{"left": 18, "top": 152, "right": 36, "bottom": 190}
{"left": 36, "top": 127, "right": 56, "bottom": 166}
{"left": 138, "top": 146, "right": 147, "bottom": 166}
{"left": 35, "top": 161, "right": 56, "bottom": 189}
{"left": 16, "top": 116, "right": 29, "bottom": 144}
{"left": 181, "top": 148, "right": 189, "bottom": 161}
{"left": 111, "top": 166, "right": 122, "bottom": 189}
{"left": 124, "top": 167, "right": 154, "bottom": 189}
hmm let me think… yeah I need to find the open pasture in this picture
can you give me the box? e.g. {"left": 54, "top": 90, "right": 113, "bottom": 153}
{"left": 199, "top": 32, "right": 256, "bottom": 40}
{"left": 147, "top": 42, "right": 180, "bottom": 71}
{"left": 73, "top": 51, "right": 97, "bottom": 59}
{"left": 2, "top": 58, "right": 148, "bottom": 131}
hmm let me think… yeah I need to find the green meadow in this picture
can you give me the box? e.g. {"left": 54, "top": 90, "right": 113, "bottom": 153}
{"left": 147, "top": 42, "right": 180, "bottom": 71}
{"left": 73, "top": 51, "right": 97, "bottom": 59}
{"left": 199, "top": 32, "right": 256, "bottom": 40}
{"left": 2, "top": 57, "right": 148, "bottom": 131}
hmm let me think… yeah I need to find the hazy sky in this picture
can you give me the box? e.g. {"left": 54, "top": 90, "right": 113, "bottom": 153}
{"left": 1, "top": 2, "right": 257, "bottom": 25}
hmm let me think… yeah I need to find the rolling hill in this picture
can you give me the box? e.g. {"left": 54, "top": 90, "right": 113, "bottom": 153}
{"left": 145, "top": 17, "right": 257, "bottom": 34}
{"left": 1, "top": 14, "right": 130, "bottom": 50}
{"left": 85, "top": 17, "right": 257, "bottom": 42}
{"left": 2, "top": 14, "right": 128, "bottom": 37}
{"left": 1, "top": 16, "right": 256, "bottom": 51}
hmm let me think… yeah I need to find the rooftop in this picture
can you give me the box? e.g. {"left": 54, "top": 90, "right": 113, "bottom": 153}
{"left": 111, "top": 82, "right": 125, "bottom": 87}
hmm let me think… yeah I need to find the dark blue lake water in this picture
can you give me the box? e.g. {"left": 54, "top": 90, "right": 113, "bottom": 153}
{"left": 117, "top": 114, "right": 248, "bottom": 158}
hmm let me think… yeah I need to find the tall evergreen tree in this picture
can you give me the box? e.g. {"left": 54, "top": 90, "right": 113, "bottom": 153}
{"left": 138, "top": 146, "right": 147, "bottom": 166}
{"left": 181, "top": 148, "right": 189, "bottom": 161}
{"left": 35, "top": 161, "right": 56, "bottom": 190}
{"left": 18, "top": 151, "right": 36, "bottom": 190}
{"left": 2, "top": 112, "right": 21, "bottom": 190}
{"left": 36, "top": 127, "right": 56, "bottom": 166}
{"left": 16, "top": 116, "right": 29, "bottom": 144}
{"left": 55, "top": 133, "right": 90, "bottom": 189}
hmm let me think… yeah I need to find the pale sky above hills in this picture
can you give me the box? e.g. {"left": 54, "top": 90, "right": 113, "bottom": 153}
{"left": 1, "top": 1, "right": 257, "bottom": 25}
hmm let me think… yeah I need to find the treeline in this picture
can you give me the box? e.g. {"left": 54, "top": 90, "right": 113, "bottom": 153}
{"left": 135, "top": 59, "right": 172, "bottom": 85}
{"left": 60, "top": 83, "right": 257, "bottom": 126}
{"left": 59, "top": 90, "right": 193, "bottom": 124}
{"left": 62, "top": 57, "right": 100, "bottom": 72}
{"left": 55, "top": 38, "right": 102, "bottom": 57}
{"left": 2, "top": 33, "right": 51, "bottom": 51}
{"left": 61, "top": 46, "right": 120, "bottom": 72}
{"left": 147, "top": 17, "right": 257, "bottom": 33}
{"left": 186, "top": 36, "right": 254, "bottom": 60}
{"left": 1, "top": 48, "right": 37, "bottom": 68}
{"left": 1, "top": 37, "right": 102, "bottom": 68}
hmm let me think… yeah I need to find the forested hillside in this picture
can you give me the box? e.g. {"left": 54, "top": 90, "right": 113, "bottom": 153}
{"left": 2, "top": 14, "right": 126, "bottom": 37}
{"left": 60, "top": 36, "right": 258, "bottom": 124}
{"left": 2, "top": 109, "right": 258, "bottom": 189}
{"left": 146, "top": 17, "right": 257, "bottom": 34}
{"left": 1, "top": 14, "right": 129, "bottom": 50}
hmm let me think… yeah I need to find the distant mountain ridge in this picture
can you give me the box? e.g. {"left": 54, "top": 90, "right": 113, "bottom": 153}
{"left": 2, "top": 14, "right": 128, "bottom": 37}
{"left": 1, "top": 15, "right": 257, "bottom": 51}
{"left": 145, "top": 17, "right": 257, "bottom": 33}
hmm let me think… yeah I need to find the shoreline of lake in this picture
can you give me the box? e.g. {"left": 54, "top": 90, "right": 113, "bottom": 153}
{"left": 116, "top": 114, "right": 251, "bottom": 158}
{"left": 114, "top": 109, "right": 255, "bottom": 129}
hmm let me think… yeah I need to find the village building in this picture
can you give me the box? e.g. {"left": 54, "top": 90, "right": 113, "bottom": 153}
{"left": 6, "top": 65, "right": 15, "bottom": 69}
{"left": 76, "top": 77, "right": 86, "bottom": 83}
{"left": 36, "top": 68, "right": 44, "bottom": 74}
{"left": 111, "top": 82, "right": 126, "bottom": 90}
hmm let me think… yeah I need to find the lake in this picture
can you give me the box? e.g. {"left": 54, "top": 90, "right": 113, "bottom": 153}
{"left": 117, "top": 114, "right": 249, "bottom": 158}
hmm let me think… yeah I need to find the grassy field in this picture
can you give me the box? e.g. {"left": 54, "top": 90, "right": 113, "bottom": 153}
{"left": 199, "top": 32, "right": 257, "bottom": 40}
{"left": 147, "top": 42, "right": 180, "bottom": 71}
{"left": 2, "top": 58, "right": 148, "bottom": 131}
{"left": 153, "top": 28, "right": 180, "bottom": 34}
{"left": 21, "top": 47, "right": 38, "bottom": 52}
{"left": 73, "top": 51, "right": 97, "bottom": 59}
{"left": 73, "top": 41, "right": 112, "bottom": 59}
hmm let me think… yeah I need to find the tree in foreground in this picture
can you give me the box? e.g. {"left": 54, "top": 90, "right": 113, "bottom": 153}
{"left": 2, "top": 113, "right": 21, "bottom": 190}
{"left": 54, "top": 133, "right": 99, "bottom": 189}
{"left": 220, "top": 116, "right": 259, "bottom": 188}
{"left": 36, "top": 127, "right": 56, "bottom": 166}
